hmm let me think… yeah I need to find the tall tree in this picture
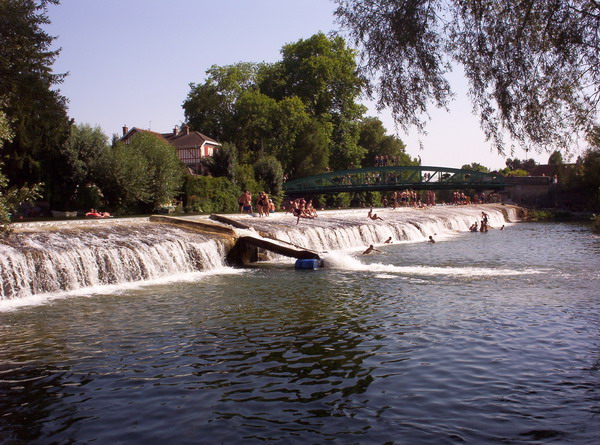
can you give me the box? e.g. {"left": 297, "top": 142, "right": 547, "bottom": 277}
{"left": 334, "top": 0, "right": 600, "bottom": 154}
{"left": 272, "top": 33, "right": 368, "bottom": 169}
{"left": 184, "top": 34, "right": 373, "bottom": 177}
{"left": 183, "top": 62, "right": 264, "bottom": 143}
{"left": 97, "top": 133, "right": 185, "bottom": 213}
{"left": 461, "top": 163, "right": 490, "bottom": 173}
{"left": 0, "top": 0, "right": 71, "bottom": 188}
{"left": 358, "top": 117, "right": 415, "bottom": 167}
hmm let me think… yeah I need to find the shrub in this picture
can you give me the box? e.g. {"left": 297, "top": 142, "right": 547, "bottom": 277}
{"left": 184, "top": 175, "right": 241, "bottom": 214}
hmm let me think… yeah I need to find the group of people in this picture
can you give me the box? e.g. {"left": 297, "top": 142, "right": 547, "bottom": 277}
{"left": 85, "top": 209, "right": 111, "bottom": 218}
{"left": 286, "top": 198, "right": 318, "bottom": 224}
{"left": 374, "top": 155, "right": 403, "bottom": 167}
{"left": 238, "top": 191, "right": 275, "bottom": 217}
{"left": 381, "top": 190, "right": 437, "bottom": 208}
{"left": 469, "top": 211, "right": 499, "bottom": 232}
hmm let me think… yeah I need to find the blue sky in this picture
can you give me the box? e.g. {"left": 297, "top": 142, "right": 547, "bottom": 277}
{"left": 45, "top": 0, "right": 551, "bottom": 170}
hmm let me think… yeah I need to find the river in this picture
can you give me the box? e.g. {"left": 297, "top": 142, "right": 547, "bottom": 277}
{"left": 1, "top": 205, "right": 599, "bottom": 443}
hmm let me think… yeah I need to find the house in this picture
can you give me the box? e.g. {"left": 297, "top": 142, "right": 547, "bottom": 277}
{"left": 119, "top": 125, "right": 221, "bottom": 174}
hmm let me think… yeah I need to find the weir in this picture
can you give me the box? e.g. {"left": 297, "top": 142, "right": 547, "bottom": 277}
{"left": 0, "top": 204, "right": 521, "bottom": 300}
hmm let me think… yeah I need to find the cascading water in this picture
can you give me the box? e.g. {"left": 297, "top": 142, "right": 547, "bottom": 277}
{"left": 0, "top": 205, "right": 518, "bottom": 301}
{"left": 0, "top": 223, "right": 229, "bottom": 300}
{"left": 264, "top": 205, "right": 514, "bottom": 253}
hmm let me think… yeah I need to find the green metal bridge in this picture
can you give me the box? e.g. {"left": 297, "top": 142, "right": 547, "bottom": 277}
{"left": 283, "top": 166, "right": 506, "bottom": 195}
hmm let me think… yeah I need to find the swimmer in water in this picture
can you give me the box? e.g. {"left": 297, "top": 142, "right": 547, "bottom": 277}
{"left": 362, "top": 244, "right": 382, "bottom": 255}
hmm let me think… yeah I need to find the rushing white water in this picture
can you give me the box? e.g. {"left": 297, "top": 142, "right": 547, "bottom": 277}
{"left": 0, "top": 223, "right": 229, "bottom": 300}
{"left": 249, "top": 204, "right": 515, "bottom": 254}
{"left": 0, "top": 205, "right": 518, "bottom": 301}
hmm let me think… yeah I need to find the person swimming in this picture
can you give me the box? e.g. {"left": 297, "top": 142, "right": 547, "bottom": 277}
{"left": 362, "top": 244, "right": 382, "bottom": 254}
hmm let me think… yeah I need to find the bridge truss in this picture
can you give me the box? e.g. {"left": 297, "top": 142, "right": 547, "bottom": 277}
{"left": 283, "top": 166, "right": 506, "bottom": 195}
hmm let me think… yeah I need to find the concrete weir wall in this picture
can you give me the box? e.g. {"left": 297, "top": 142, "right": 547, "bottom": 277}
{"left": 149, "top": 215, "right": 323, "bottom": 266}
{"left": 148, "top": 215, "right": 257, "bottom": 266}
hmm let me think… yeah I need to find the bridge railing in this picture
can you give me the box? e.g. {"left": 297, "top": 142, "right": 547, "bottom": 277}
{"left": 283, "top": 166, "right": 506, "bottom": 194}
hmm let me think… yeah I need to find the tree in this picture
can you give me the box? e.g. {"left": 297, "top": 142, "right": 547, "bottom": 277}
{"left": 461, "top": 163, "right": 490, "bottom": 173}
{"left": 183, "top": 33, "right": 373, "bottom": 177}
{"left": 334, "top": 0, "right": 600, "bottom": 154}
{"left": 292, "top": 119, "right": 332, "bottom": 177}
{"left": 253, "top": 155, "right": 284, "bottom": 197}
{"left": 273, "top": 33, "right": 368, "bottom": 169}
{"left": 505, "top": 158, "right": 537, "bottom": 174}
{"left": 48, "top": 123, "right": 111, "bottom": 210}
{"left": 183, "top": 63, "right": 264, "bottom": 143}
{"left": 0, "top": 0, "right": 71, "bottom": 188}
{"left": 98, "top": 133, "right": 185, "bottom": 213}
{"left": 0, "top": 108, "right": 41, "bottom": 234}
{"left": 548, "top": 150, "right": 564, "bottom": 166}
{"left": 358, "top": 117, "right": 415, "bottom": 167}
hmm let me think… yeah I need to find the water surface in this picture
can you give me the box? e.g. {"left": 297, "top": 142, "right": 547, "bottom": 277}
{"left": 1, "top": 220, "right": 599, "bottom": 443}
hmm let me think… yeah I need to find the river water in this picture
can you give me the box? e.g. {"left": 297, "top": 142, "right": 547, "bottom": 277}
{"left": 1, "top": 206, "right": 599, "bottom": 443}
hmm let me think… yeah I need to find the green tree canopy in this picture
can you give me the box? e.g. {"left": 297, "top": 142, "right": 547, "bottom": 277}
{"left": 0, "top": 0, "right": 71, "bottom": 188}
{"left": 461, "top": 163, "right": 490, "bottom": 173}
{"left": 548, "top": 150, "right": 564, "bottom": 165}
{"left": 183, "top": 33, "right": 377, "bottom": 178}
{"left": 97, "top": 133, "right": 185, "bottom": 213}
{"left": 358, "top": 117, "right": 415, "bottom": 167}
{"left": 334, "top": 0, "right": 600, "bottom": 154}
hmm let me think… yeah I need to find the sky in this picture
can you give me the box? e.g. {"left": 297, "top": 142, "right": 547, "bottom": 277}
{"left": 45, "top": 0, "right": 554, "bottom": 170}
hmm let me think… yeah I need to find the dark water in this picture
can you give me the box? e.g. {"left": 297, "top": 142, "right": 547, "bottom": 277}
{"left": 1, "top": 222, "right": 599, "bottom": 444}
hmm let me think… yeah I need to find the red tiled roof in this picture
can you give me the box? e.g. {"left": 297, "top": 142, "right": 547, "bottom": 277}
{"left": 120, "top": 126, "right": 220, "bottom": 149}
{"left": 161, "top": 130, "right": 220, "bottom": 149}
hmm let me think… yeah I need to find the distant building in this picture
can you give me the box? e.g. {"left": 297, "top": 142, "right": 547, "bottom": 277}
{"left": 119, "top": 125, "right": 221, "bottom": 174}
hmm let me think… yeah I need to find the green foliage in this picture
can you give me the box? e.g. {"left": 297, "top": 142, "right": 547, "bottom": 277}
{"left": 233, "top": 164, "right": 260, "bottom": 195}
{"left": 292, "top": 119, "right": 332, "bottom": 177}
{"left": 548, "top": 151, "right": 564, "bottom": 165}
{"left": 505, "top": 158, "right": 538, "bottom": 174}
{"left": 202, "top": 142, "right": 238, "bottom": 180}
{"left": 184, "top": 175, "right": 241, "bottom": 214}
{"left": 184, "top": 33, "right": 378, "bottom": 178}
{"left": 1, "top": 107, "right": 43, "bottom": 234}
{"left": 325, "top": 192, "right": 351, "bottom": 209}
{"left": 335, "top": 0, "right": 600, "bottom": 154}
{"left": 461, "top": 163, "right": 490, "bottom": 173}
{"left": 253, "top": 156, "right": 284, "bottom": 196}
{"left": 359, "top": 117, "right": 415, "bottom": 167}
{"left": 501, "top": 168, "right": 529, "bottom": 177}
{"left": 97, "top": 133, "right": 185, "bottom": 214}
{"left": 1, "top": 0, "right": 70, "bottom": 189}
{"left": 527, "top": 210, "right": 555, "bottom": 221}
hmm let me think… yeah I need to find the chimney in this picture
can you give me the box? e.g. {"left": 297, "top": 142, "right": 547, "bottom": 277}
{"left": 183, "top": 124, "right": 190, "bottom": 135}
{"left": 122, "top": 125, "right": 129, "bottom": 136}
{"left": 173, "top": 126, "right": 178, "bottom": 136}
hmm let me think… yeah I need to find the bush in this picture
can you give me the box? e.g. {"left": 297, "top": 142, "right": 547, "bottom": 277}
{"left": 184, "top": 175, "right": 241, "bottom": 214}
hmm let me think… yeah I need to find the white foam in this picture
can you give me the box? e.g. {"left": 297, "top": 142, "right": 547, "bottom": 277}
{"left": 0, "top": 267, "right": 244, "bottom": 312}
{"left": 321, "top": 253, "right": 539, "bottom": 277}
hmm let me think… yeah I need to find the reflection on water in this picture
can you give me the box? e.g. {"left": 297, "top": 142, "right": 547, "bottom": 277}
{"left": 1, "top": 221, "right": 599, "bottom": 443}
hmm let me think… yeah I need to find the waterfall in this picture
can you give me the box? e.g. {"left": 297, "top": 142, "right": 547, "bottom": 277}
{"left": 267, "top": 205, "right": 512, "bottom": 253}
{"left": 0, "top": 205, "right": 517, "bottom": 301}
{"left": 0, "top": 223, "right": 228, "bottom": 300}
